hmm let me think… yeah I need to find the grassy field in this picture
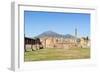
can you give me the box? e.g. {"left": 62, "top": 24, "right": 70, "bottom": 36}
{"left": 24, "top": 48, "right": 90, "bottom": 62}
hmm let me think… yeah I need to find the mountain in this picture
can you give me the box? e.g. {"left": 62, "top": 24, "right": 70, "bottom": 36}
{"left": 63, "top": 34, "right": 76, "bottom": 38}
{"left": 35, "top": 31, "right": 75, "bottom": 39}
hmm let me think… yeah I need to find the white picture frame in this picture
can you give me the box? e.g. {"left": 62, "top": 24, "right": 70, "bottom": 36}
{"left": 11, "top": 1, "right": 97, "bottom": 71}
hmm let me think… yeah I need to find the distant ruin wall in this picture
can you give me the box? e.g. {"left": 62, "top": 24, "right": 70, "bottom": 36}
{"left": 25, "top": 37, "right": 90, "bottom": 51}
{"left": 40, "top": 37, "right": 90, "bottom": 49}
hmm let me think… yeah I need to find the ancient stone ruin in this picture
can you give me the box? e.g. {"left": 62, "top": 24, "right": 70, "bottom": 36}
{"left": 40, "top": 37, "right": 90, "bottom": 49}
{"left": 24, "top": 36, "right": 90, "bottom": 51}
{"left": 24, "top": 29, "right": 90, "bottom": 51}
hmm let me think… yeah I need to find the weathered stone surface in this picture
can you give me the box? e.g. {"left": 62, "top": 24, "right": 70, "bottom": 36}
{"left": 40, "top": 37, "right": 90, "bottom": 49}
{"left": 25, "top": 36, "right": 90, "bottom": 52}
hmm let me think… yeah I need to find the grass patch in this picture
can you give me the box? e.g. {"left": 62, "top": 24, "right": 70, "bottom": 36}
{"left": 24, "top": 48, "right": 90, "bottom": 61}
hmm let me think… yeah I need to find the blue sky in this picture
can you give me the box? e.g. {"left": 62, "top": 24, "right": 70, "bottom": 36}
{"left": 24, "top": 11, "right": 90, "bottom": 38}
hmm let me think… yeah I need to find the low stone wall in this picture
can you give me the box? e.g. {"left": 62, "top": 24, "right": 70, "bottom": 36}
{"left": 25, "top": 44, "right": 31, "bottom": 49}
{"left": 25, "top": 44, "right": 37, "bottom": 51}
{"left": 25, "top": 44, "right": 43, "bottom": 51}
